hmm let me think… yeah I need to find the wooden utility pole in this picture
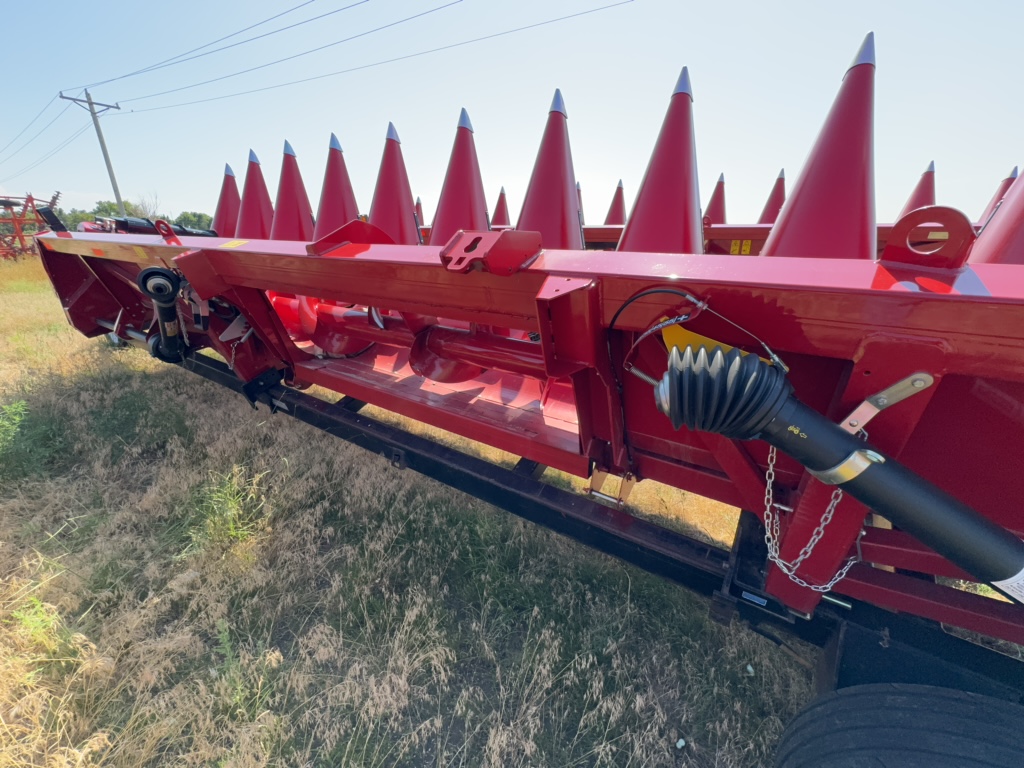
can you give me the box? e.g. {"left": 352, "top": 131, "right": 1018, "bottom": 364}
{"left": 60, "top": 90, "right": 125, "bottom": 216}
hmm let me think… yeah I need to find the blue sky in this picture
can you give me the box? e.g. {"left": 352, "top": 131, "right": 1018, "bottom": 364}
{"left": 1, "top": 0, "right": 1019, "bottom": 226}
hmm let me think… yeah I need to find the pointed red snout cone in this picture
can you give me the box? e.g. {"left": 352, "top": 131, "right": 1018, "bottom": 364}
{"left": 604, "top": 180, "right": 626, "bottom": 226}
{"left": 969, "top": 168, "right": 1024, "bottom": 265}
{"left": 270, "top": 141, "right": 314, "bottom": 241}
{"left": 517, "top": 90, "right": 583, "bottom": 249}
{"left": 761, "top": 33, "right": 876, "bottom": 260}
{"left": 896, "top": 160, "right": 935, "bottom": 220}
{"left": 491, "top": 187, "right": 510, "bottom": 227}
{"left": 415, "top": 197, "right": 425, "bottom": 228}
{"left": 211, "top": 164, "right": 240, "bottom": 238}
{"left": 368, "top": 123, "right": 419, "bottom": 245}
{"left": 704, "top": 173, "right": 726, "bottom": 224}
{"left": 618, "top": 67, "right": 703, "bottom": 254}
{"left": 758, "top": 169, "right": 786, "bottom": 225}
{"left": 313, "top": 133, "right": 359, "bottom": 241}
{"left": 977, "top": 166, "right": 1018, "bottom": 228}
{"left": 235, "top": 150, "right": 275, "bottom": 239}
{"left": 428, "top": 108, "right": 489, "bottom": 245}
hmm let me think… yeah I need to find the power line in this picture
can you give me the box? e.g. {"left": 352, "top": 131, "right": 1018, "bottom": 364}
{"left": 68, "top": 0, "right": 322, "bottom": 90}
{"left": 122, "top": 0, "right": 634, "bottom": 115}
{"left": 0, "top": 95, "right": 58, "bottom": 156}
{"left": 108, "top": 0, "right": 370, "bottom": 81}
{"left": 0, "top": 101, "right": 75, "bottom": 166}
{"left": 0, "top": 121, "right": 92, "bottom": 185}
{"left": 121, "top": 0, "right": 463, "bottom": 104}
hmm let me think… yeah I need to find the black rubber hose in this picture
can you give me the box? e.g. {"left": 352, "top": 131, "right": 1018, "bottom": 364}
{"left": 655, "top": 345, "right": 1024, "bottom": 595}
{"left": 137, "top": 267, "right": 184, "bottom": 363}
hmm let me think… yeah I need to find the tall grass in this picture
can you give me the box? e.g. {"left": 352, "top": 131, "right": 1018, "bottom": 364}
{"left": 0, "top": 258, "right": 813, "bottom": 766}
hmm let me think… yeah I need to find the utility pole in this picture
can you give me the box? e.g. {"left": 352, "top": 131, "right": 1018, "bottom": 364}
{"left": 60, "top": 90, "right": 125, "bottom": 217}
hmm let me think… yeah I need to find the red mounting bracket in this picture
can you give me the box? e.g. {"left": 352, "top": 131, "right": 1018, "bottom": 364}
{"left": 880, "top": 206, "right": 975, "bottom": 270}
{"left": 438, "top": 229, "right": 542, "bottom": 275}
{"left": 153, "top": 219, "right": 183, "bottom": 246}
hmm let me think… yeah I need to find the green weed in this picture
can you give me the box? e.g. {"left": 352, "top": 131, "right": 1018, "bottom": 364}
{"left": 179, "top": 465, "right": 269, "bottom": 558}
{"left": 0, "top": 398, "right": 70, "bottom": 484}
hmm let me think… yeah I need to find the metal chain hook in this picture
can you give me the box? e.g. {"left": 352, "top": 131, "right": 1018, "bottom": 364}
{"left": 762, "top": 446, "right": 863, "bottom": 593}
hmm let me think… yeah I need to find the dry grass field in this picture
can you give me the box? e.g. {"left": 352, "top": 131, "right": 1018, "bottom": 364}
{"left": 0, "top": 257, "right": 814, "bottom": 767}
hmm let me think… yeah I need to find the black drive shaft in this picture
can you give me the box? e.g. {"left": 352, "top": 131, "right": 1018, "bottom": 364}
{"left": 136, "top": 267, "right": 184, "bottom": 363}
{"left": 655, "top": 345, "right": 1024, "bottom": 602}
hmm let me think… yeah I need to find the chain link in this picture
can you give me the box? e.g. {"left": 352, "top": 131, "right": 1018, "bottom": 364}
{"left": 763, "top": 446, "right": 862, "bottom": 593}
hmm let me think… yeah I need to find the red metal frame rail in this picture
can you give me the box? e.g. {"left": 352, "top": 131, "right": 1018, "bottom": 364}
{"left": 36, "top": 222, "right": 1024, "bottom": 645}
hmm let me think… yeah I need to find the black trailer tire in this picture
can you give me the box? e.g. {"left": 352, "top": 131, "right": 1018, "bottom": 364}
{"left": 774, "top": 683, "right": 1024, "bottom": 767}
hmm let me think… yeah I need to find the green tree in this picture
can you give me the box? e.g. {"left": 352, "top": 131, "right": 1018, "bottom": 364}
{"left": 174, "top": 211, "right": 213, "bottom": 230}
{"left": 54, "top": 208, "right": 93, "bottom": 230}
{"left": 51, "top": 200, "right": 210, "bottom": 232}
{"left": 93, "top": 200, "right": 144, "bottom": 218}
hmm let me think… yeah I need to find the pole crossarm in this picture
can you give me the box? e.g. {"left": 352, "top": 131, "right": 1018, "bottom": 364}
{"left": 59, "top": 90, "right": 125, "bottom": 216}
{"left": 59, "top": 92, "right": 121, "bottom": 112}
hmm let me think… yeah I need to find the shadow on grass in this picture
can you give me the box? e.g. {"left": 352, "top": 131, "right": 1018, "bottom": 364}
{"left": 0, "top": 341, "right": 815, "bottom": 767}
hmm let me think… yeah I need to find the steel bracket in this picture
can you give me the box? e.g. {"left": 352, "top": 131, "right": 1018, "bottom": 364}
{"left": 589, "top": 470, "right": 637, "bottom": 508}
{"left": 240, "top": 367, "right": 284, "bottom": 410}
{"left": 840, "top": 372, "right": 935, "bottom": 434}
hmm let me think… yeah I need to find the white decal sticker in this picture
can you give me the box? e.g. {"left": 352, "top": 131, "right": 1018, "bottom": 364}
{"left": 993, "top": 566, "right": 1024, "bottom": 603}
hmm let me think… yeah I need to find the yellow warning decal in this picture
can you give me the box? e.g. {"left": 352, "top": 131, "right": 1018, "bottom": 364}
{"left": 729, "top": 240, "right": 740, "bottom": 255}
{"left": 220, "top": 239, "right": 249, "bottom": 249}
{"left": 926, "top": 231, "right": 949, "bottom": 240}
{"left": 663, "top": 325, "right": 739, "bottom": 357}
{"left": 133, "top": 246, "right": 148, "bottom": 259}
{"left": 661, "top": 324, "right": 769, "bottom": 364}
{"left": 740, "top": 239, "right": 752, "bottom": 255}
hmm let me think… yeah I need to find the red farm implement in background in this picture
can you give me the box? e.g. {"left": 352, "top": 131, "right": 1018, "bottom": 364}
{"left": 1, "top": 192, "right": 57, "bottom": 258}
{"left": 34, "top": 33, "right": 1024, "bottom": 764}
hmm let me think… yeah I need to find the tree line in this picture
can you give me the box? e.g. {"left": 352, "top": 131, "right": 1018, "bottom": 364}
{"left": 54, "top": 199, "right": 212, "bottom": 231}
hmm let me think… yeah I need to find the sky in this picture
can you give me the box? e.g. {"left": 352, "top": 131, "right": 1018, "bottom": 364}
{"left": 1, "top": 0, "right": 1020, "bottom": 226}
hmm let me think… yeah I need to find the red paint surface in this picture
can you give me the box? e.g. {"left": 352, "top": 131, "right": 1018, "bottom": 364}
{"left": 618, "top": 75, "right": 703, "bottom": 254}
{"left": 704, "top": 176, "right": 726, "bottom": 225}
{"left": 896, "top": 163, "right": 936, "bottom": 221}
{"left": 35, "top": 226, "right": 1024, "bottom": 644}
{"left": 757, "top": 173, "right": 786, "bottom": 225}
{"left": 368, "top": 129, "right": 419, "bottom": 245}
{"left": 761, "top": 58, "right": 875, "bottom": 259}
{"left": 270, "top": 147, "right": 314, "bottom": 242}
{"left": 235, "top": 157, "right": 274, "bottom": 240}
{"left": 517, "top": 95, "right": 583, "bottom": 249}
{"left": 604, "top": 183, "right": 626, "bottom": 226}
{"left": 429, "top": 119, "right": 489, "bottom": 245}
{"left": 211, "top": 169, "right": 240, "bottom": 239}
{"left": 313, "top": 139, "right": 359, "bottom": 240}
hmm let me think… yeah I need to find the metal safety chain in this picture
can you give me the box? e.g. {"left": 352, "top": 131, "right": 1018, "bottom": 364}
{"left": 228, "top": 327, "right": 254, "bottom": 372}
{"left": 762, "top": 446, "right": 863, "bottom": 592}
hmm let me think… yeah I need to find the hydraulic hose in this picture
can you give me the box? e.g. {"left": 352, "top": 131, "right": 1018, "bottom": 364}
{"left": 137, "top": 267, "right": 184, "bottom": 363}
{"left": 654, "top": 345, "right": 1024, "bottom": 601}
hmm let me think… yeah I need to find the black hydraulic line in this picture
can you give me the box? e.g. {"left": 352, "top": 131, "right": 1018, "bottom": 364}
{"left": 655, "top": 345, "right": 1024, "bottom": 598}
{"left": 136, "top": 267, "right": 184, "bottom": 363}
